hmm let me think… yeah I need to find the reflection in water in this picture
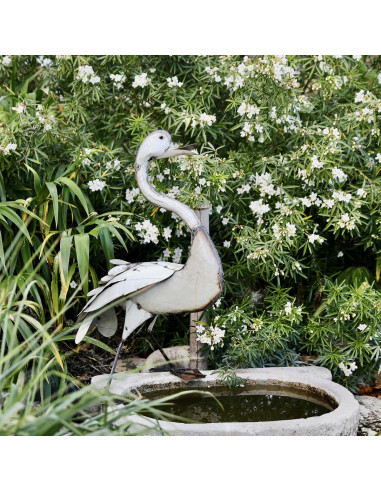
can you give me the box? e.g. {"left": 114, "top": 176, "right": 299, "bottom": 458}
{"left": 146, "top": 390, "right": 332, "bottom": 423}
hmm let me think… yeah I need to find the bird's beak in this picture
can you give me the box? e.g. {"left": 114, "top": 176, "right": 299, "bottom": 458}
{"left": 158, "top": 143, "right": 197, "bottom": 159}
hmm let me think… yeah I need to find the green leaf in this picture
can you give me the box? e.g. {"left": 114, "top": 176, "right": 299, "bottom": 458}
{"left": 60, "top": 235, "right": 73, "bottom": 292}
{"left": 56, "top": 177, "right": 89, "bottom": 215}
{"left": 46, "top": 182, "right": 59, "bottom": 228}
{"left": 74, "top": 234, "right": 89, "bottom": 295}
{"left": 99, "top": 227, "right": 114, "bottom": 269}
{"left": 0, "top": 205, "right": 31, "bottom": 242}
{"left": 24, "top": 163, "right": 41, "bottom": 194}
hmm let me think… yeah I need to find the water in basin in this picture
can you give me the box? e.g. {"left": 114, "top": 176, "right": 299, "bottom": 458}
{"left": 145, "top": 385, "right": 336, "bottom": 423}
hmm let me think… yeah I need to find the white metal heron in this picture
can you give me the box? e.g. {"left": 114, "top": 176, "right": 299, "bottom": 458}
{"left": 75, "top": 130, "right": 223, "bottom": 380}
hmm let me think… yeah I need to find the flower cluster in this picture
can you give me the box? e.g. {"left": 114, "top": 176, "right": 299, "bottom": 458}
{"left": 12, "top": 102, "right": 26, "bottom": 114}
{"left": 196, "top": 323, "right": 225, "bottom": 350}
{"left": 1, "top": 142, "right": 17, "bottom": 155}
{"left": 337, "top": 213, "right": 355, "bottom": 231}
{"left": 87, "top": 179, "right": 106, "bottom": 191}
{"left": 339, "top": 361, "right": 357, "bottom": 377}
{"left": 125, "top": 188, "right": 140, "bottom": 203}
{"left": 110, "top": 73, "right": 126, "bottom": 89}
{"left": 284, "top": 301, "right": 302, "bottom": 316}
{"left": 205, "top": 66, "right": 221, "bottom": 82}
{"left": 1, "top": 55, "right": 11, "bottom": 66}
{"left": 249, "top": 199, "right": 270, "bottom": 222}
{"left": 167, "top": 76, "right": 183, "bottom": 88}
{"left": 190, "top": 113, "right": 216, "bottom": 128}
{"left": 106, "top": 159, "right": 121, "bottom": 171}
{"left": 135, "top": 219, "right": 159, "bottom": 244}
{"left": 132, "top": 73, "right": 150, "bottom": 88}
{"left": 77, "top": 65, "right": 100, "bottom": 84}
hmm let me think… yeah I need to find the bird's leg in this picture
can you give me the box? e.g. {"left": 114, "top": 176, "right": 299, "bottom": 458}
{"left": 147, "top": 330, "right": 177, "bottom": 374}
{"left": 108, "top": 339, "right": 124, "bottom": 387}
{"left": 108, "top": 314, "right": 157, "bottom": 388}
{"left": 147, "top": 330, "right": 206, "bottom": 381}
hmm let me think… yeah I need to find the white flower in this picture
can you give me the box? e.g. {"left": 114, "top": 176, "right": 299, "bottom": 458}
{"left": 82, "top": 158, "right": 91, "bottom": 166}
{"left": 167, "top": 186, "right": 180, "bottom": 198}
{"left": 132, "top": 73, "right": 150, "bottom": 88}
{"left": 284, "top": 301, "right": 293, "bottom": 315}
{"left": 331, "top": 167, "right": 347, "bottom": 182}
{"left": 339, "top": 361, "right": 356, "bottom": 377}
{"left": 77, "top": 65, "right": 100, "bottom": 84}
{"left": 37, "top": 56, "right": 53, "bottom": 67}
{"left": 332, "top": 191, "right": 352, "bottom": 203}
{"left": 167, "top": 76, "right": 183, "bottom": 88}
{"left": 2, "top": 55, "right": 12, "bottom": 65}
{"left": 216, "top": 205, "right": 223, "bottom": 214}
{"left": 199, "top": 113, "right": 216, "bottom": 127}
{"left": 338, "top": 213, "right": 355, "bottom": 230}
{"left": 378, "top": 73, "right": 381, "bottom": 84}
{"left": 125, "top": 188, "right": 140, "bottom": 203}
{"left": 358, "top": 324, "right": 367, "bottom": 331}
{"left": 135, "top": 219, "right": 160, "bottom": 245}
{"left": 255, "top": 123, "right": 263, "bottom": 133}
{"left": 223, "top": 240, "right": 231, "bottom": 247}
{"left": 163, "top": 227, "right": 172, "bottom": 240}
{"left": 294, "top": 261, "right": 302, "bottom": 271}
{"left": 70, "top": 280, "right": 78, "bottom": 289}
{"left": 110, "top": 73, "right": 126, "bottom": 89}
{"left": 90, "top": 75, "right": 100, "bottom": 85}
{"left": 2, "top": 143, "right": 17, "bottom": 155}
{"left": 237, "top": 184, "right": 251, "bottom": 194}
{"left": 156, "top": 173, "right": 164, "bottom": 182}
{"left": 357, "top": 188, "right": 367, "bottom": 198}
{"left": 199, "top": 178, "right": 206, "bottom": 186}
{"left": 222, "top": 217, "right": 229, "bottom": 225}
{"left": 286, "top": 222, "right": 297, "bottom": 237}
{"left": 311, "top": 155, "right": 324, "bottom": 169}
{"left": 84, "top": 148, "right": 92, "bottom": 155}
{"left": 375, "top": 153, "right": 381, "bottom": 164}
{"left": 12, "top": 102, "right": 26, "bottom": 113}
{"left": 88, "top": 179, "right": 106, "bottom": 192}
{"left": 106, "top": 159, "right": 121, "bottom": 171}
{"left": 163, "top": 248, "right": 171, "bottom": 259}
{"left": 249, "top": 199, "right": 270, "bottom": 218}
{"left": 308, "top": 234, "right": 324, "bottom": 244}
{"left": 196, "top": 323, "right": 225, "bottom": 349}
{"left": 337, "top": 251, "right": 344, "bottom": 258}
{"left": 172, "top": 247, "right": 183, "bottom": 263}
{"left": 355, "top": 90, "right": 365, "bottom": 103}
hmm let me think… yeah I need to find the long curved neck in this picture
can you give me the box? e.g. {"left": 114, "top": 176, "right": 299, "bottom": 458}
{"left": 135, "top": 157, "right": 201, "bottom": 231}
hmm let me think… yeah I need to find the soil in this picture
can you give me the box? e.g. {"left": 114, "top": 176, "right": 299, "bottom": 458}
{"left": 358, "top": 373, "right": 381, "bottom": 399}
{"left": 63, "top": 336, "right": 143, "bottom": 385}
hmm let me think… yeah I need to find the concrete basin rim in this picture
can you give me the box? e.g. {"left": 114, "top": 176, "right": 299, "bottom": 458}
{"left": 99, "top": 367, "right": 359, "bottom": 434}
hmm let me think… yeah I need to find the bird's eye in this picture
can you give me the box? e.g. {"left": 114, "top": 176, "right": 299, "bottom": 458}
{"left": 159, "top": 136, "right": 163, "bottom": 140}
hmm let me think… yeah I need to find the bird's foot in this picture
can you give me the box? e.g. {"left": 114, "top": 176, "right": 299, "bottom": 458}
{"left": 170, "top": 368, "right": 206, "bottom": 381}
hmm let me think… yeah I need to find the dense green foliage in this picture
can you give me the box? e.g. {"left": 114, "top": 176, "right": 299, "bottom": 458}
{"left": 1, "top": 55, "right": 381, "bottom": 396}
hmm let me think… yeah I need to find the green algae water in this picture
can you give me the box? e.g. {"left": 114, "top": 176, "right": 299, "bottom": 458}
{"left": 146, "top": 386, "right": 334, "bottom": 423}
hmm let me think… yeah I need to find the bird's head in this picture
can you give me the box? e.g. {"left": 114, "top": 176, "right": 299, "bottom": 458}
{"left": 136, "top": 129, "right": 197, "bottom": 162}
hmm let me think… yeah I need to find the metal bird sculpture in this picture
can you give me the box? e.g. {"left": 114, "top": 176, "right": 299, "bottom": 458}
{"left": 75, "top": 130, "right": 223, "bottom": 381}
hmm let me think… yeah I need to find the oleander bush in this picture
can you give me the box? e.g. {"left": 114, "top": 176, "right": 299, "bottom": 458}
{"left": 1, "top": 55, "right": 381, "bottom": 393}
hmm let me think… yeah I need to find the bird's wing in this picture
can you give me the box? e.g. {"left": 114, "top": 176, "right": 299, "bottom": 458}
{"left": 80, "top": 260, "right": 184, "bottom": 315}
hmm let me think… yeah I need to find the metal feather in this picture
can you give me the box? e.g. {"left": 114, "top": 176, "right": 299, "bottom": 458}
{"left": 94, "top": 308, "right": 118, "bottom": 337}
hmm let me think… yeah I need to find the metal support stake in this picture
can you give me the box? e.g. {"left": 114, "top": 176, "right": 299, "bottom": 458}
{"left": 189, "top": 203, "right": 210, "bottom": 370}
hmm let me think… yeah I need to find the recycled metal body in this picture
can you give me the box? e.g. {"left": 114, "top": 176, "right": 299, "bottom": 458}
{"left": 75, "top": 130, "right": 223, "bottom": 379}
